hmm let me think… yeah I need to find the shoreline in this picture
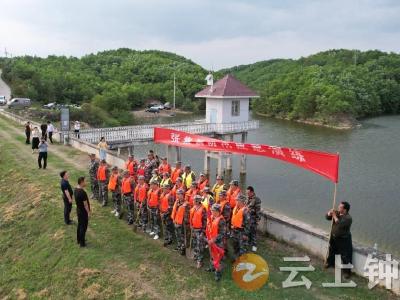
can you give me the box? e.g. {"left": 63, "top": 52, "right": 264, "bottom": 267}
{"left": 255, "top": 111, "right": 360, "bottom": 130}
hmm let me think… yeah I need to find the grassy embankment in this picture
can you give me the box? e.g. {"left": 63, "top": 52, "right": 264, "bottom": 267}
{"left": 0, "top": 115, "right": 396, "bottom": 299}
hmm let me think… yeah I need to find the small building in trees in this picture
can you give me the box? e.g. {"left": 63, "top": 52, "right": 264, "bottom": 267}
{"left": 195, "top": 74, "right": 259, "bottom": 124}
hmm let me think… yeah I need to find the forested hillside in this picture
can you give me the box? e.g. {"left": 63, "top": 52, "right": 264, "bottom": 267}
{"left": 0, "top": 48, "right": 207, "bottom": 126}
{"left": 224, "top": 49, "right": 400, "bottom": 127}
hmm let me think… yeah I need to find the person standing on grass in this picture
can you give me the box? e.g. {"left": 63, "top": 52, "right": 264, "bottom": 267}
{"left": 74, "top": 121, "right": 80, "bottom": 138}
{"left": 98, "top": 137, "right": 108, "bottom": 161}
{"left": 47, "top": 121, "right": 55, "bottom": 144}
{"left": 75, "top": 176, "right": 91, "bottom": 248}
{"left": 60, "top": 170, "right": 73, "bottom": 225}
{"left": 38, "top": 138, "right": 48, "bottom": 169}
{"left": 25, "top": 121, "right": 31, "bottom": 144}
{"left": 31, "top": 127, "right": 40, "bottom": 153}
{"left": 40, "top": 122, "right": 48, "bottom": 141}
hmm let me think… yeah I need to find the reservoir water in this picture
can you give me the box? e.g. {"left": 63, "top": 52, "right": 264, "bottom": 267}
{"left": 132, "top": 113, "right": 400, "bottom": 256}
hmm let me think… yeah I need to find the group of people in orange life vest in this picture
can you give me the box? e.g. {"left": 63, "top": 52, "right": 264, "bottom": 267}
{"left": 95, "top": 151, "right": 262, "bottom": 281}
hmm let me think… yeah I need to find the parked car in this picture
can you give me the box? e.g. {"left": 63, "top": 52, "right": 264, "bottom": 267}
{"left": 43, "top": 102, "right": 57, "bottom": 109}
{"left": 0, "top": 95, "right": 6, "bottom": 106}
{"left": 163, "top": 102, "right": 172, "bottom": 110}
{"left": 152, "top": 104, "right": 164, "bottom": 110}
{"left": 145, "top": 107, "right": 160, "bottom": 113}
{"left": 8, "top": 98, "right": 31, "bottom": 109}
{"left": 146, "top": 103, "right": 158, "bottom": 109}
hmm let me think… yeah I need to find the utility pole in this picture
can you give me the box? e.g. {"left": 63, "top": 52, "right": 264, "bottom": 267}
{"left": 173, "top": 70, "right": 176, "bottom": 110}
{"left": 4, "top": 48, "right": 9, "bottom": 58}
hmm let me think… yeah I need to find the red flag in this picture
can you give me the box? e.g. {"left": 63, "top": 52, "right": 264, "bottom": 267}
{"left": 154, "top": 127, "right": 340, "bottom": 183}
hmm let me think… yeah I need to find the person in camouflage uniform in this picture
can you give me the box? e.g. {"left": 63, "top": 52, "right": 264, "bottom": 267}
{"left": 172, "top": 189, "right": 189, "bottom": 256}
{"left": 97, "top": 159, "right": 109, "bottom": 206}
{"left": 246, "top": 186, "right": 262, "bottom": 252}
{"left": 160, "top": 183, "right": 175, "bottom": 247}
{"left": 121, "top": 170, "right": 135, "bottom": 224}
{"left": 109, "top": 166, "right": 122, "bottom": 218}
{"left": 145, "top": 151, "right": 158, "bottom": 182}
{"left": 88, "top": 153, "right": 99, "bottom": 200}
{"left": 206, "top": 203, "right": 227, "bottom": 282}
{"left": 147, "top": 180, "right": 161, "bottom": 239}
{"left": 231, "top": 194, "right": 251, "bottom": 259}
{"left": 190, "top": 195, "right": 207, "bottom": 268}
{"left": 134, "top": 175, "right": 148, "bottom": 230}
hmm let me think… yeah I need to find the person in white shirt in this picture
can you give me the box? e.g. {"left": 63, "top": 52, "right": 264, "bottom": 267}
{"left": 74, "top": 121, "right": 80, "bottom": 138}
{"left": 47, "top": 121, "right": 55, "bottom": 144}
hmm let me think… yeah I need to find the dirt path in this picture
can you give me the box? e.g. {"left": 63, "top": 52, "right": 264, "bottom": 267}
{"left": 0, "top": 116, "right": 88, "bottom": 171}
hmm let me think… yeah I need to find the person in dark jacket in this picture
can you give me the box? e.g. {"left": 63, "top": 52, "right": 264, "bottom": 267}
{"left": 25, "top": 121, "right": 31, "bottom": 144}
{"left": 325, "top": 201, "right": 353, "bottom": 278}
{"left": 74, "top": 176, "right": 91, "bottom": 247}
{"left": 60, "top": 170, "right": 73, "bottom": 225}
{"left": 40, "top": 123, "right": 48, "bottom": 141}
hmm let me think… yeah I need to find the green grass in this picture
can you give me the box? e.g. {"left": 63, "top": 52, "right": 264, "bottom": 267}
{"left": 0, "top": 115, "right": 397, "bottom": 299}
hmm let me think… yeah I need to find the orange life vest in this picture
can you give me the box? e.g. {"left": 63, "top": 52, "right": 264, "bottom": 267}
{"left": 190, "top": 205, "right": 204, "bottom": 229}
{"left": 134, "top": 183, "right": 148, "bottom": 203}
{"left": 159, "top": 163, "right": 171, "bottom": 175}
{"left": 97, "top": 166, "right": 107, "bottom": 181}
{"left": 160, "top": 192, "right": 172, "bottom": 213}
{"left": 219, "top": 200, "right": 229, "bottom": 220}
{"left": 171, "top": 167, "right": 182, "bottom": 183}
{"left": 126, "top": 160, "right": 137, "bottom": 176}
{"left": 137, "top": 165, "right": 145, "bottom": 177}
{"left": 108, "top": 174, "right": 118, "bottom": 191}
{"left": 198, "top": 179, "right": 209, "bottom": 191}
{"left": 231, "top": 206, "right": 247, "bottom": 229}
{"left": 148, "top": 188, "right": 160, "bottom": 208}
{"left": 208, "top": 215, "right": 223, "bottom": 240}
{"left": 121, "top": 177, "right": 132, "bottom": 194}
{"left": 185, "top": 188, "right": 198, "bottom": 207}
{"left": 227, "top": 188, "right": 241, "bottom": 208}
{"left": 171, "top": 201, "right": 187, "bottom": 225}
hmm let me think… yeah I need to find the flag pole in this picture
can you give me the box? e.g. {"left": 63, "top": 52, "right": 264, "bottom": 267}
{"left": 325, "top": 182, "right": 338, "bottom": 264}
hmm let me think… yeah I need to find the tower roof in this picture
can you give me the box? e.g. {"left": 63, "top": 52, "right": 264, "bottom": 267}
{"left": 195, "top": 74, "right": 259, "bottom": 98}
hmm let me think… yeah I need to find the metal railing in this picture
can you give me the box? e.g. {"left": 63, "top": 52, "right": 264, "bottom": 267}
{"left": 78, "top": 120, "right": 259, "bottom": 144}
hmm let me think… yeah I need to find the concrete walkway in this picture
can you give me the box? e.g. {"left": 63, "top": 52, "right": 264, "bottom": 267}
{"left": 0, "top": 69, "right": 11, "bottom": 100}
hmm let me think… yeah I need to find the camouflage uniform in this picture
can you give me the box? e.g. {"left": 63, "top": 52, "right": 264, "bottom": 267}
{"left": 191, "top": 206, "right": 207, "bottom": 263}
{"left": 140, "top": 199, "right": 148, "bottom": 229}
{"left": 122, "top": 179, "right": 135, "bottom": 224}
{"left": 219, "top": 200, "right": 231, "bottom": 251}
{"left": 246, "top": 195, "right": 261, "bottom": 249}
{"left": 148, "top": 207, "right": 159, "bottom": 235}
{"left": 88, "top": 159, "right": 99, "bottom": 200}
{"left": 174, "top": 202, "right": 190, "bottom": 254}
{"left": 161, "top": 193, "right": 175, "bottom": 244}
{"left": 231, "top": 207, "right": 251, "bottom": 259}
{"left": 145, "top": 158, "right": 158, "bottom": 182}
{"left": 112, "top": 175, "right": 122, "bottom": 216}
{"left": 208, "top": 216, "right": 227, "bottom": 281}
{"left": 98, "top": 167, "right": 110, "bottom": 206}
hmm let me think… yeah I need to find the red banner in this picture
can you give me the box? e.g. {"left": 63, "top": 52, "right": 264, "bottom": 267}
{"left": 154, "top": 127, "right": 339, "bottom": 183}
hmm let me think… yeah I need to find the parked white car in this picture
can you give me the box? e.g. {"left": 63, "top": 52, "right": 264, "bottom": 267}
{"left": 0, "top": 95, "right": 6, "bottom": 105}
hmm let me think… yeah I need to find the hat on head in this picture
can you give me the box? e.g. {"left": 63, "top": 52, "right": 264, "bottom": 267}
{"left": 112, "top": 166, "right": 118, "bottom": 171}
{"left": 128, "top": 154, "right": 133, "bottom": 158}
{"left": 101, "top": 159, "right": 107, "bottom": 164}
{"left": 200, "top": 173, "right": 205, "bottom": 177}
{"left": 185, "top": 165, "right": 191, "bottom": 169}
{"left": 88, "top": 153, "right": 96, "bottom": 157}
{"left": 211, "top": 203, "right": 221, "bottom": 212}
{"left": 216, "top": 175, "right": 224, "bottom": 180}
{"left": 230, "top": 180, "right": 239, "bottom": 186}
{"left": 138, "top": 175, "right": 145, "bottom": 180}
{"left": 123, "top": 170, "right": 130, "bottom": 175}
{"left": 150, "top": 180, "right": 159, "bottom": 185}
{"left": 194, "top": 195, "right": 202, "bottom": 202}
{"left": 152, "top": 169, "right": 158, "bottom": 174}
{"left": 177, "top": 189, "right": 185, "bottom": 195}
{"left": 140, "top": 158, "right": 145, "bottom": 162}
{"left": 163, "top": 172, "right": 170, "bottom": 177}
{"left": 175, "top": 161, "right": 181, "bottom": 165}
{"left": 162, "top": 157, "right": 168, "bottom": 160}
{"left": 191, "top": 182, "right": 197, "bottom": 187}
{"left": 203, "top": 186, "right": 210, "bottom": 192}
{"left": 163, "top": 183, "right": 171, "bottom": 189}
{"left": 176, "top": 177, "right": 182, "bottom": 182}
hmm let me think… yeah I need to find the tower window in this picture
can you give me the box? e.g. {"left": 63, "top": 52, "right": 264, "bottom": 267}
{"left": 231, "top": 100, "right": 240, "bottom": 116}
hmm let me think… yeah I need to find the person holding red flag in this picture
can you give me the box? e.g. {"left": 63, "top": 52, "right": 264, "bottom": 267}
{"left": 206, "top": 203, "right": 226, "bottom": 281}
